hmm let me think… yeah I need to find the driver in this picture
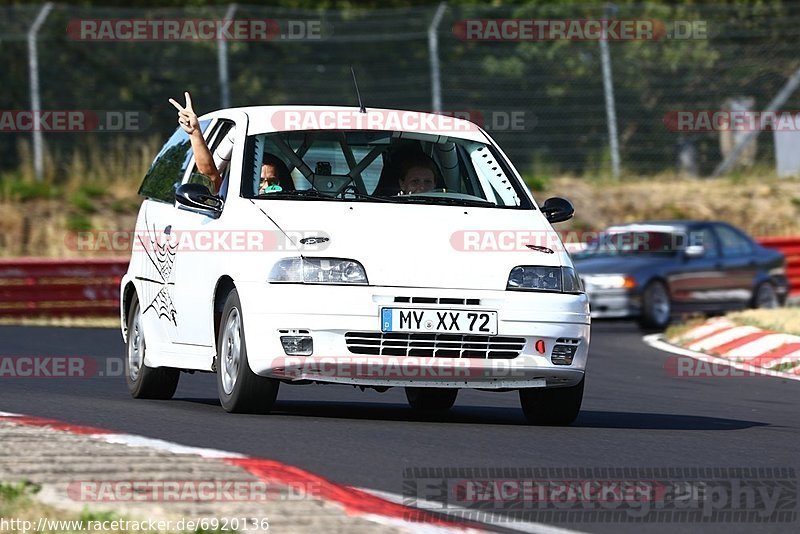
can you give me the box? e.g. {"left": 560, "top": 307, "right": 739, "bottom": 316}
{"left": 395, "top": 152, "right": 438, "bottom": 194}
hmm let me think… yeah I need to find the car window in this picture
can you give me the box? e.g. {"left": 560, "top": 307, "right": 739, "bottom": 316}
{"left": 243, "top": 130, "right": 531, "bottom": 209}
{"left": 714, "top": 225, "right": 753, "bottom": 257}
{"left": 696, "top": 227, "right": 719, "bottom": 258}
{"left": 139, "top": 120, "right": 211, "bottom": 203}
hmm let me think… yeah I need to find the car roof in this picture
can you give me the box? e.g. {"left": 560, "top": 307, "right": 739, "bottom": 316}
{"left": 201, "top": 105, "right": 491, "bottom": 143}
{"left": 605, "top": 220, "right": 725, "bottom": 233}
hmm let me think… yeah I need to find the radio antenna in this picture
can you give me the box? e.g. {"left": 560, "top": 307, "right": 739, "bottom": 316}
{"left": 350, "top": 66, "right": 366, "bottom": 113}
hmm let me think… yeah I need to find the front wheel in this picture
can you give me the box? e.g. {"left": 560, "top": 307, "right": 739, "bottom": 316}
{"left": 639, "top": 280, "right": 671, "bottom": 330}
{"left": 519, "top": 379, "right": 584, "bottom": 425}
{"left": 216, "top": 289, "right": 279, "bottom": 414}
{"left": 125, "top": 294, "right": 180, "bottom": 400}
{"left": 405, "top": 387, "right": 458, "bottom": 412}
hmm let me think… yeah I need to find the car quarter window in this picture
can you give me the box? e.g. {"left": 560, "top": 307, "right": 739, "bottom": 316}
{"left": 697, "top": 226, "right": 719, "bottom": 258}
{"left": 139, "top": 120, "right": 211, "bottom": 203}
{"left": 714, "top": 224, "right": 753, "bottom": 256}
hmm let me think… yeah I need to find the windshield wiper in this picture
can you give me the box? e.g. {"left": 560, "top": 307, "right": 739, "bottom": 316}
{"left": 392, "top": 195, "right": 496, "bottom": 208}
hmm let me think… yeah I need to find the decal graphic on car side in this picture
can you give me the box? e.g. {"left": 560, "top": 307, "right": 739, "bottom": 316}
{"left": 135, "top": 217, "right": 178, "bottom": 326}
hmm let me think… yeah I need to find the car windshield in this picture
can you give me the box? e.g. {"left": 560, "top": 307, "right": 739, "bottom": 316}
{"left": 572, "top": 231, "right": 685, "bottom": 259}
{"left": 242, "top": 130, "right": 532, "bottom": 209}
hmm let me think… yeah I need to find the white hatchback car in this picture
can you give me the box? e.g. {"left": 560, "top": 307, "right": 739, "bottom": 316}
{"left": 120, "top": 106, "right": 590, "bottom": 425}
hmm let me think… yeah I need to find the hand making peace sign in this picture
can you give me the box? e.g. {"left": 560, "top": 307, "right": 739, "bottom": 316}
{"left": 169, "top": 92, "right": 200, "bottom": 135}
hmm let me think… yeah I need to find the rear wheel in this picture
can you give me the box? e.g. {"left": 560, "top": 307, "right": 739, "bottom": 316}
{"left": 639, "top": 281, "right": 671, "bottom": 330}
{"left": 405, "top": 387, "right": 458, "bottom": 412}
{"left": 216, "top": 289, "right": 279, "bottom": 414}
{"left": 752, "top": 282, "right": 779, "bottom": 309}
{"left": 519, "top": 379, "right": 584, "bottom": 426}
{"left": 125, "top": 295, "right": 180, "bottom": 400}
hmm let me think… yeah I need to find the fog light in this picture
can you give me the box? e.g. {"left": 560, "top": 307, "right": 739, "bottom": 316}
{"left": 551, "top": 343, "right": 577, "bottom": 365}
{"left": 281, "top": 336, "right": 313, "bottom": 356}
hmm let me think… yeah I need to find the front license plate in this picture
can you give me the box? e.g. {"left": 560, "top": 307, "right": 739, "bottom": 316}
{"left": 381, "top": 308, "right": 498, "bottom": 335}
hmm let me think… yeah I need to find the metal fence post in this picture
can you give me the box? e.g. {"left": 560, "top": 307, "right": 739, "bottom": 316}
{"left": 428, "top": 2, "right": 448, "bottom": 113}
{"left": 599, "top": 3, "right": 621, "bottom": 179}
{"left": 218, "top": 4, "right": 238, "bottom": 109}
{"left": 27, "top": 2, "right": 54, "bottom": 182}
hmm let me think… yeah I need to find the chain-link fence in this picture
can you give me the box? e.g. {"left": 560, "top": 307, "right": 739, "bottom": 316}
{"left": 2, "top": 2, "right": 800, "bottom": 180}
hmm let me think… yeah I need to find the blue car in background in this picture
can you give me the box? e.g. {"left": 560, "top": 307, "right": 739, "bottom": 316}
{"left": 572, "top": 220, "right": 788, "bottom": 329}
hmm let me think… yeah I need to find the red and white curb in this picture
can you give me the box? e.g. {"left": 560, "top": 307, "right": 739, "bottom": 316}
{"left": 643, "top": 317, "right": 800, "bottom": 381}
{"left": 0, "top": 411, "right": 581, "bottom": 534}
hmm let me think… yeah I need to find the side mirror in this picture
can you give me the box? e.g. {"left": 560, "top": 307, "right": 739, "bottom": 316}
{"left": 540, "top": 197, "right": 574, "bottom": 224}
{"left": 175, "top": 182, "right": 223, "bottom": 218}
{"left": 684, "top": 245, "right": 705, "bottom": 259}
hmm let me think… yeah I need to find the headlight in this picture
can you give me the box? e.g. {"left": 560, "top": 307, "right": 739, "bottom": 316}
{"left": 507, "top": 266, "right": 583, "bottom": 293}
{"left": 582, "top": 274, "right": 636, "bottom": 289}
{"left": 268, "top": 257, "right": 368, "bottom": 284}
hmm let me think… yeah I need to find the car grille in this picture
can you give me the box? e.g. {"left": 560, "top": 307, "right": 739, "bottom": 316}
{"left": 393, "top": 296, "right": 481, "bottom": 306}
{"left": 344, "top": 332, "right": 525, "bottom": 359}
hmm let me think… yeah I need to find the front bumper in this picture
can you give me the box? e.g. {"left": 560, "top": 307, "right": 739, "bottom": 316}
{"left": 586, "top": 288, "right": 640, "bottom": 319}
{"left": 237, "top": 282, "right": 590, "bottom": 389}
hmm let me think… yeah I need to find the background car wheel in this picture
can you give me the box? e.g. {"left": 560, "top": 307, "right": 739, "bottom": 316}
{"left": 125, "top": 294, "right": 180, "bottom": 400}
{"left": 519, "top": 379, "right": 584, "bottom": 426}
{"left": 405, "top": 387, "right": 458, "bottom": 412}
{"left": 752, "top": 282, "right": 779, "bottom": 309}
{"left": 639, "top": 280, "right": 671, "bottom": 330}
{"left": 216, "top": 289, "right": 279, "bottom": 414}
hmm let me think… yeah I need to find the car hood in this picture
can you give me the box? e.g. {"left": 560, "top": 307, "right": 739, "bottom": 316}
{"left": 573, "top": 255, "right": 672, "bottom": 276}
{"left": 254, "top": 200, "right": 566, "bottom": 290}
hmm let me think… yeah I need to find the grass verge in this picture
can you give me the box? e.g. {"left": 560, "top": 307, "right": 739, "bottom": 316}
{"left": 0, "top": 481, "right": 230, "bottom": 533}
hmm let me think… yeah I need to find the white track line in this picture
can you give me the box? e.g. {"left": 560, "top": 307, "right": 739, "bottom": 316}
{"left": 643, "top": 334, "right": 800, "bottom": 382}
{"left": 0, "top": 411, "right": 22, "bottom": 417}
{"left": 359, "top": 488, "right": 586, "bottom": 534}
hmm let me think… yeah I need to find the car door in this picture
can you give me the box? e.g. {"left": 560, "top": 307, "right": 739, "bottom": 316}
{"left": 667, "top": 225, "right": 727, "bottom": 308}
{"left": 169, "top": 115, "right": 246, "bottom": 347}
{"left": 712, "top": 223, "right": 759, "bottom": 306}
{"left": 133, "top": 124, "right": 204, "bottom": 351}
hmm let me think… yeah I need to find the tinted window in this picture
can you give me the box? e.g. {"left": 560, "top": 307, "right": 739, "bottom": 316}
{"left": 697, "top": 227, "right": 719, "bottom": 258}
{"left": 714, "top": 225, "right": 753, "bottom": 257}
{"left": 138, "top": 121, "right": 210, "bottom": 203}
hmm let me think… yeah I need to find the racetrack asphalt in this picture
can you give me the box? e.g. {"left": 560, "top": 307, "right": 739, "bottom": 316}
{"left": 1, "top": 321, "right": 798, "bottom": 533}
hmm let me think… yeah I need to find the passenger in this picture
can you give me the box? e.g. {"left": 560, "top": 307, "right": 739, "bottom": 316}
{"left": 169, "top": 92, "right": 223, "bottom": 194}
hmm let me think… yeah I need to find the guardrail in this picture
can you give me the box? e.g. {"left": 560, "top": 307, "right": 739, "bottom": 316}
{"left": 0, "top": 237, "right": 798, "bottom": 317}
{"left": 757, "top": 237, "right": 800, "bottom": 297}
{"left": 0, "top": 257, "right": 127, "bottom": 317}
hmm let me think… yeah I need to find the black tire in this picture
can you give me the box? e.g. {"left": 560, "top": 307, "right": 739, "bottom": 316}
{"left": 639, "top": 280, "right": 671, "bottom": 330}
{"left": 752, "top": 282, "right": 779, "bottom": 309}
{"left": 216, "top": 289, "right": 279, "bottom": 414}
{"left": 405, "top": 387, "right": 458, "bottom": 412}
{"left": 519, "top": 379, "right": 584, "bottom": 426}
{"left": 125, "top": 294, "right": 180, "bottom": 400}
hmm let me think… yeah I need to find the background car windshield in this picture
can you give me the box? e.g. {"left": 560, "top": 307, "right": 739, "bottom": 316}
{"left": 573, "top": 231, "right": 684, "bottom": 258}
{"left": 244, "top": 130, "right": 530, "bottom": 208}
